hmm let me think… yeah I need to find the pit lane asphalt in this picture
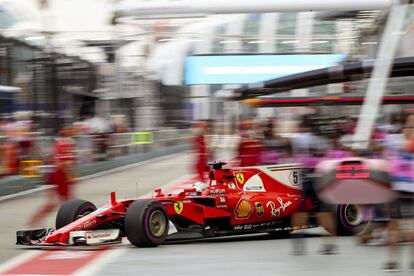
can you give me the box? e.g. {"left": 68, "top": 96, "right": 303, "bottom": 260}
{"left": 0, "top": 152, "right": 191, "bottom": 264}
{"left": 94, "top": 233, "right": 413, "bottom": 276}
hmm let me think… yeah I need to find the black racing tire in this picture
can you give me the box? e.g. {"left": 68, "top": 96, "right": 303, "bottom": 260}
{"left": 125, "top": 199, "right": 169, "bottom": 247}
{"left": 55, "top": 199, "right": 97, "bottom": 229}
{"left": 335, "top": 204, "right": 368, "bottom": 236}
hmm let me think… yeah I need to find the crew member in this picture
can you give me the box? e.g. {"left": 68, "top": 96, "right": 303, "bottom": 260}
{"left": 28, "top": 126, "right": 76, "bottom": 226}
{"left": 237, "top": 119, "right": 264, "bottom": 167}
{"left": 193, "top": 121, "right": 209, "bottom": 182}
{"left": 290, "top": 114, "right": 338, "bottom": 255}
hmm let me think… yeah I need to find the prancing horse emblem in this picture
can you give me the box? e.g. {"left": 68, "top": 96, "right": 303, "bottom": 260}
{"left": 174, "top": 201, "right": 183, "bottom": 214}
{"left": 235, "top": 173, "right": 244, "bottom": 184}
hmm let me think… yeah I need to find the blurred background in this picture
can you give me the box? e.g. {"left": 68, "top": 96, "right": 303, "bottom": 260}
{"left": 1, "top": 0, "right": 413, "bottom": 133}
{"left": 1, "top": 0, "right": 414, "bottom": 273}
{"left": 0, "top": 1, "right": 412, "bottom": 162}
{"left": 1, "top": 0, "right": 414, "bottom": 193}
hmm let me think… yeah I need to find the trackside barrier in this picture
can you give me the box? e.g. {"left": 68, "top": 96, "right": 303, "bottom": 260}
{"left": 110, "top": 133, "right": 130, "bottom": 157}
{"left": 2, "top": 129, "right": 194, "bottom": 179}
{"left": 8, "top": 129, "right": 191, "bottom": 177}
{"left": 109, "top": 129, "right": 193, "bottom": 156}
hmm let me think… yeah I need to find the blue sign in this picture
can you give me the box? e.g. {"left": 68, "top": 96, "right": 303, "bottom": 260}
{"left": 185, "top": 54, "right": 345, "bottom": 85}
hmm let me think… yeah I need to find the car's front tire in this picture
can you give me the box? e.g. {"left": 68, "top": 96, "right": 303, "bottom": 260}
{"left": 55, "top": 199, "right": 97, "bottom": 229}
{"left": 125, "top": 199, "right": 169, "bottom": 247}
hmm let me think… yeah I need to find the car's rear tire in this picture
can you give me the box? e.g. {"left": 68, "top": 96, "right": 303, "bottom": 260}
{"left": 336, "top": 204, "right": 368, "bottom": 236}
{"left": 55, "top": 199, "right": 97, "bottom": 229}
{"left": 125, "top": 199, "right": 169, "bottom": 247}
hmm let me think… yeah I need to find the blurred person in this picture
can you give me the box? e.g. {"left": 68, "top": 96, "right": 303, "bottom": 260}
{"left": 111, "top": 115, "right": 129, "bottom": 133}
{"left": 192, "top": 121, "right": 209, "bottom": 182}
{"left": 0, "top": 137, "right": 18, "bottom": 176}
{"left": 0, "top": 135, "right": 5, "bottom": 175}
{"left": 261, "top": 118, "right": 279, "bottom": 164}
{"left": 290, "top": 115, "right": 338, "bottom": 255}
{"left": 324, "top": 130, "right": 353, "bottom": 159}
{"left": 357, "top": 122, "right": 402, "bottom": 246}
{"left": 381, "top": 114, "right": 414, "bottom": 271}
{"left": 358, "top": 208, "right": 389, "bottom": 246}
{"left": 73, "top": 117, "right": 94, "bottom": 164}
{"left": 28, "top": 126, "right": 76, "bottom": 227}
{"left": 73, "top": 117, "right": 91, "bottom": 136}
{"left": 10, "top": 111, "right": 34, "bottom": 164}
{"left": 108, "top": 115, "right": 129, "bottom": 157}
{"left": 383, "top": 113, "right": 405, "bottom": 159}
{"left": 1, "top": 116, "right": 18, "bottom": 175}
{"left": 291, "top": 114, "right": 331, "bottom": 157}
{"left": 237, "top": 119, "right": 264, "bottom": 167}
{"left": 0, "top": 114, "right": 8, "bottom": 131}
{"left": 339, "top": 117, "right": 357, "bottom": 148}
{"left": 2, "top": 112, "right": 33, "bottom": 174}
{"left": 84, "top": 115, "right": 111, "bottom": 161}
{"left": 204, "top": 119, "right": 217, "bottom": 161}
{"left": 261, "top": 118, "right": 291, "bottom": 164}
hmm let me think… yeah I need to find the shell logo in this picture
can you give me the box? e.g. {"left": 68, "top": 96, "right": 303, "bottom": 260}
{"left": 234, "top": 199, "right": 253, "bottom": 219}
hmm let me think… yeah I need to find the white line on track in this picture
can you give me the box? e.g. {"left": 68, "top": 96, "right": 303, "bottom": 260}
{"left": 74, "top": 248, "right": 128, "bottom": 276}
{"left": 0, "top": 250, "right": 40, "bottom": 274}
{"left": 0, "top": 152, "right": 188, "bottom": 203}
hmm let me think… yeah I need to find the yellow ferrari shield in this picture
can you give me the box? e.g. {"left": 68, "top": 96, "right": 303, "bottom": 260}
{"left": 174, "top": 201, "right": 183, "bottom": 214}
{"left": 235, "top": 173, "right": 244, "bottom": 184}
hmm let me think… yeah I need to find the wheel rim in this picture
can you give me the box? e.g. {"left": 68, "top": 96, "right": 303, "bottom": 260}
{"left": 76, "top": 206, "right": 96, "bottom": 219}
{"left": 149, "top": 210, "right": 167, "bottom": 238}
{"left": 344, "top": 204, "right": 364, "bottom": 226}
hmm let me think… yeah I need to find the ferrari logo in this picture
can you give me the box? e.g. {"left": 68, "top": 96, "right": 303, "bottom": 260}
{"left": 174, "top": 201, "right": 183, "bottom": 214}
{"left": 235, "top": 173, "right": 244, "bottom": 184}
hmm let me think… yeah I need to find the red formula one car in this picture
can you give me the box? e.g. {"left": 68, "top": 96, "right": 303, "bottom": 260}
{"left": 16, "top": 162, "right": 364, "bottom": 247}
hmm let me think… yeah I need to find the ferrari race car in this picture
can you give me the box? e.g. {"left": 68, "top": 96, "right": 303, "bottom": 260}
{"left": 16, "top": 162, "right": 365, "bottom": 247}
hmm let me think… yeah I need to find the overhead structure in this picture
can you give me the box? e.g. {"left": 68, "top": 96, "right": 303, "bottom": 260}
{"left": 243, "top": 96, "right": 414, "bottom": 108}
{"left": 232, "top": 56, "right": 414, "bottom": 100}
{"left": 113, "top": 0, "right": 397, "bottom": 20}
